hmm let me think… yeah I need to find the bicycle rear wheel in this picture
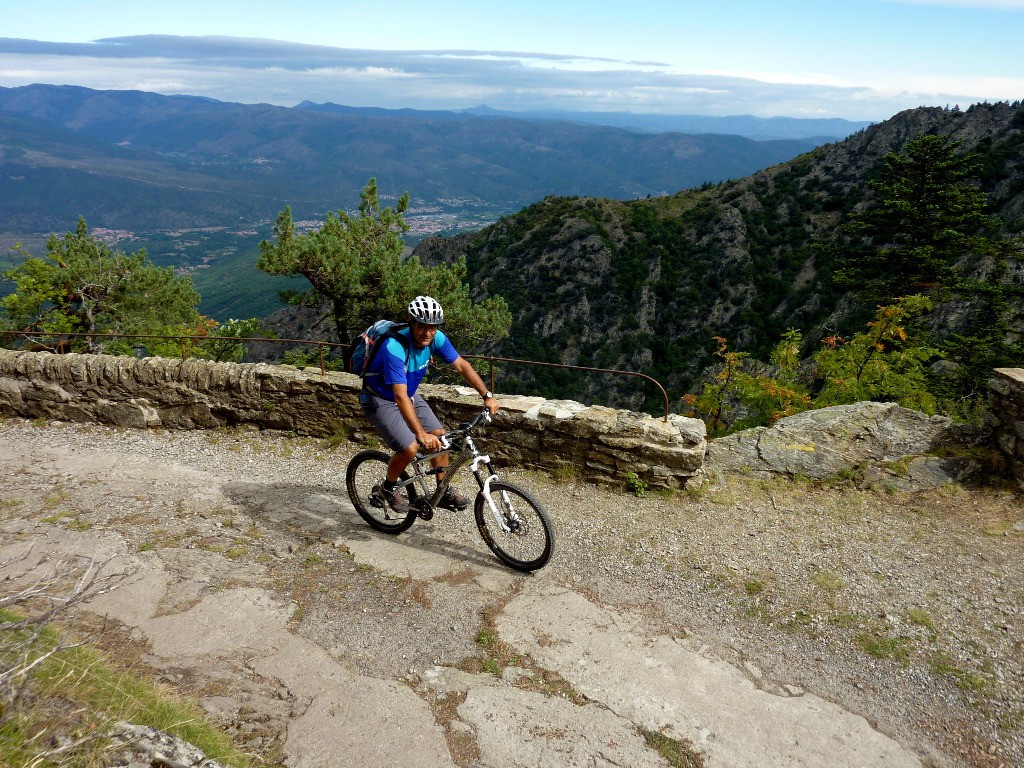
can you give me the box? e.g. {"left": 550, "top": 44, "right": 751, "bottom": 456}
{"left": 474, "top": 481, "right": 554, "bottom": 571}
{"left": 346, "top": 450, "right": 417, "bottom": 534}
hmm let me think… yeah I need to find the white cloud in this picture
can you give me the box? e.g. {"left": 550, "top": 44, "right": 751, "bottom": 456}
{"left": 0, "top": 35, "right": 1019, "bottom": 122}
{"left": 880, "top": 73, "right": 1024, "bottom": 100}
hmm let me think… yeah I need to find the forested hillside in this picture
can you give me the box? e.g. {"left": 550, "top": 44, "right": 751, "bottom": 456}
{"left": 414, "top": 102, "right": 1024, "bottom": 414}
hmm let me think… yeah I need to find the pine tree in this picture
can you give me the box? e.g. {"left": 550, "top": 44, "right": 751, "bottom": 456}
{"left": 838, "top": 134, "right": 999, "bottom": 307}
{"left": 1, "top": 217, "right": 202, "bottom": 354}
{"left": 257, "top": 178, "right": 510, "bottom": 346}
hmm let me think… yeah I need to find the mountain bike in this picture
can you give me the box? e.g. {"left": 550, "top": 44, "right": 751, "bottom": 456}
{"left": 346, "top": 410, "right": 554, "bottom": 572}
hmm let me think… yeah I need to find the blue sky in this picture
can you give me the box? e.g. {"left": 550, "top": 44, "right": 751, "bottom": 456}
{"left": 1, "top": 0, "right": 1021, "bottom": 120}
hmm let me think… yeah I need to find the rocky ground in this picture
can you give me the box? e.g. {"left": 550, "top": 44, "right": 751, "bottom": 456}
{"left": 1, "top": 416, "right": 1022, "bottom": 767}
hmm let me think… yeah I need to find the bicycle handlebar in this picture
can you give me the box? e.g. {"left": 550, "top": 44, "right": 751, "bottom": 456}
{"left": 443, "top": 409, "right": 492, "bottom": 442}
{"left": 468, "top": 409, "right": 493, "bottom": 431}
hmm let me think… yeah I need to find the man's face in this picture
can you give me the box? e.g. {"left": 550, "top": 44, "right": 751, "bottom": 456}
{"left": 410, "top": 320, "right": 439, "bottom": 348}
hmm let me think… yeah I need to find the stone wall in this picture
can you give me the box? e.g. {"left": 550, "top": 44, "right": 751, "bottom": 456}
{"left": 988, "top": 368, "right": 1024, "bottom": 489}
{"left": 0, "top": 350, "right": 707, "bottom": 490}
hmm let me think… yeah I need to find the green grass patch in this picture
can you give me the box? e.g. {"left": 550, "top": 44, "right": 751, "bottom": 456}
{"left": 551, "top": 463, "right": 581, "bottom": 483}
{"left": 883, "top": 456, "right": 913, "bottom": 477}
{"left": 907, "top": 608, "right": 936, "bottom": 633}
{"left": 321, "top": 429, "right": 349, "bottom": 449}
{"left": 0, "top": 611, "right": 251, "bottom": 766}
{"left": 41, "top": 509, "right": 75, "bottom": 524}
{"left": 810, "top": 571, "right": 844, "bottom": 591}
{"left": 827, "top": 611, "right": 861, "bottom": 628}
{"left": 640, "top": 727, "right": 705, "bottom": 767}
{"left": 744, "top": 579, "right": 765, "bottom": 596}
{"left": 460, "top": 606, "right": 523, "bottom": 677}
{"left": 780, "top": 610, "right": 815, "bottom": 631}
{"left": 929, "top": 651, "right": 990, "bottom": 693}
{"left": 476, "top": 626, "right": 499, "bottom": 651}
{"left": 42, "top": 490, "right": 72, "bottom": 509}
{"left": 855, "top": 631, "right": 912, "bottom": 664}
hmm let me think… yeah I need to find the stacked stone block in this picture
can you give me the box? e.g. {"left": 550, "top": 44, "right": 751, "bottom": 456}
{"left": 0, "top": 350, "right": 707, "bottom": 490}
{"left": 988, "top": 368, "right": 1024, "bottom": 489}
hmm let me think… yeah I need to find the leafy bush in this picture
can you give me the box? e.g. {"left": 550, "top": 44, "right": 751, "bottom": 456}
{"left": 685, "top": 297, "right": 955, "bottom": 433}
{"left": 812, "top": 295, "right": 938, "bottom": 413}
{"left": 683, "top": 333, "right": 811, "bottom": 436}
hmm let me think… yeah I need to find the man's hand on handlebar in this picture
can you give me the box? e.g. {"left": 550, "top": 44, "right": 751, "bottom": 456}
{"left": 483, "top": 394, "right": 499, "bottom": 417}
{"left": 418, "top": 432, "right": 442, "bottom": 452}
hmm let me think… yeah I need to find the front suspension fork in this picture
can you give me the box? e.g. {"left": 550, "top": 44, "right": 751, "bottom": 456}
{"left": 472, "top": 455, "right": 514, "bottom": 533}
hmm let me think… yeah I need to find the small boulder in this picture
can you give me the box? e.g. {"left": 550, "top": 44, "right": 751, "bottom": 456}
{"left": 707, "top": 401, "right": 989, "bottom": 489}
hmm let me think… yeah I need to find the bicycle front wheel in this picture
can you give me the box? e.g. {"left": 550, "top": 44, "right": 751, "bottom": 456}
{"left": 346, "top": 450, "right": 417, "bottom": 534}
{"left": 475, "top": 481, "right": 554, "bottom": 571}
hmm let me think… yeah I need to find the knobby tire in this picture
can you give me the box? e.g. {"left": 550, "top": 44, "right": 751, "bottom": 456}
{"left": 346, "top": 449, "right": 417, "bottom": 534}
{"left": 474, "top": 481, "right": 554, "bottom": 571}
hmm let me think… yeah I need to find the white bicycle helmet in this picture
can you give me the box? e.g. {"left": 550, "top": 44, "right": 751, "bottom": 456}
{"left": 408, "top": 295, "right": 445, "bottom": 325}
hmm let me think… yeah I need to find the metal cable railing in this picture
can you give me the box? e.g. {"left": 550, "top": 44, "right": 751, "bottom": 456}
{"left": 463, "top": 353, "right": 670, "bottom": 422}
{"left": 0, "top": 330, "right": 672, "bottom": 420}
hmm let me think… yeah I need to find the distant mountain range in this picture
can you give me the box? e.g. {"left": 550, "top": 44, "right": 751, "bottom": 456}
{"left": 0, "top": 84, "right": 848, "bottom": 233}
{"left": 297, "top": 102, "right": 872, "bottom": 142}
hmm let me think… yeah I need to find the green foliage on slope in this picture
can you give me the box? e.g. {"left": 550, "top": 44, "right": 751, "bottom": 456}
{"left": 415, "top": 102, "right": 1024, "bottom": 418}
{"left": 0, "top": 217, "right": 203, "bottom": 354}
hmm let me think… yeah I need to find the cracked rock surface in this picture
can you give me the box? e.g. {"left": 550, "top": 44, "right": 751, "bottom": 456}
{"left": 1, "top": 417, "right": 1021, "bottom": 767}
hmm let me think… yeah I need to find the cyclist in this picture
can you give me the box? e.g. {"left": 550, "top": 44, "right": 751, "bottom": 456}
{"left": 360, "top": 295, "right": 500, "bottom": 513}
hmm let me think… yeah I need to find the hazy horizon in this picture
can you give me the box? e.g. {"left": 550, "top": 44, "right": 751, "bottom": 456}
{"left": 1, "top": 1, "right": 1022, "bottom": 121}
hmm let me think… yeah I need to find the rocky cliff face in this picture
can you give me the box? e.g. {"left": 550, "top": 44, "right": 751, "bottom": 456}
{"left": 414, "top": 102, "right": 1024, "bottom": 413}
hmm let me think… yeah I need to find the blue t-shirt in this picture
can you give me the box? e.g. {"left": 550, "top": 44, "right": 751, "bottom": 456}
{"left": 364, "top": 327, "right": 459, "bottom": 400}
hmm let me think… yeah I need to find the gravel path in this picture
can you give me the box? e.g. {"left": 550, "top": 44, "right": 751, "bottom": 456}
{"left": 1, "top": 417, "right": 1021, "bottom": 767}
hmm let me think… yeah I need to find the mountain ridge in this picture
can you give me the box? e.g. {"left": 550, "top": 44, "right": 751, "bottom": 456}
{"left": 411, "top": 102, "right": 1024, "bottom": 412}
{"left": 297, "top": 100, "right": 872, "bottom": 141}
{"left": 0, "top": 83, "right": 829, "bottom": 233}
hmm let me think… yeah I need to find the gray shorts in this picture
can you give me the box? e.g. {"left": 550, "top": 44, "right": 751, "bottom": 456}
{"left": 360, "top": 391, "right": 443, "bottom": 452}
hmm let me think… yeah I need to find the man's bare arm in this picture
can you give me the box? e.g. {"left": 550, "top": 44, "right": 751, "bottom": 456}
{"left": 451, "top": 356, "right": 499, "bottom": 415}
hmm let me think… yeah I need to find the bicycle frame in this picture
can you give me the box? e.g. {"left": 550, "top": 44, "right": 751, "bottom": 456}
{"left": 347, "top": 408, "right": 553, "bottom": 570}
{"left": 395, "top": 412, "right": 517, "bottom": 532}
{"left": 405, "top": 437, "right": 480, "bottom": 503}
